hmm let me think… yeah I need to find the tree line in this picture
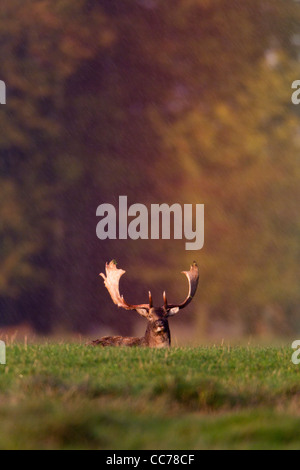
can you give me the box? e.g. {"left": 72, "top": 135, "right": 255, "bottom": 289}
{"left": 0, "top": 0, "right": 300, "bottom": 337}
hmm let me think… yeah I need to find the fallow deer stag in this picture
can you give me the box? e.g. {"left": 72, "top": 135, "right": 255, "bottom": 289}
{"left": 89, "top": 260, "right": 199, "bottom": 348}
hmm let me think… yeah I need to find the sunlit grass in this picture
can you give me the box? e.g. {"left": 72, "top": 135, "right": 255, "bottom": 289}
{"left": 0, "top": 344, "right": 299, "bottom": 449}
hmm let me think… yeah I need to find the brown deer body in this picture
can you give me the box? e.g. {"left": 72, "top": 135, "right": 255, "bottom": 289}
{"left": 89, "top": 260, "right": 199, "bottom": 348}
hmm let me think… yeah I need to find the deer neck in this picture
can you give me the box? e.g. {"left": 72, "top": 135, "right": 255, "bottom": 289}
{"left": 144, "top": 321, "right": 171, "bottom": 348}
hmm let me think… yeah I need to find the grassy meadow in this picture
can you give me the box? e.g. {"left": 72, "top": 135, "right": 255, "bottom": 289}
{"left": 0, "top": 344, "right": 299, "bottom": 449}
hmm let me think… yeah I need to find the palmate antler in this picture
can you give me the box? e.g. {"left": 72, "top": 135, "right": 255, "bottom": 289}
{"left": 100, "top": 260, "right": 151, "bottom": 317}
{"left": 100, "top": 260, "right": 199, "bottom": 317}
{"left": 163, "top": 262, "right": 199, "bottom": 316}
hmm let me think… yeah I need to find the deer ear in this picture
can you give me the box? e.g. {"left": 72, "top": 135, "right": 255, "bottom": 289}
{"left": 167, "top": 307, "right": 180, "bottom": 317}
{"left": 136, "top": 308, "right": 149, "bottom": 318}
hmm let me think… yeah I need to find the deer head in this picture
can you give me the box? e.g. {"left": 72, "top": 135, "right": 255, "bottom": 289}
{"left": 99, "top": 260, "right": 199, "bottom": 348}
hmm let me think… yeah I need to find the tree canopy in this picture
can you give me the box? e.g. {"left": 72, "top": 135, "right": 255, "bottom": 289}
{"left": 0, "top": 0, "right": 299, "bottom": 337}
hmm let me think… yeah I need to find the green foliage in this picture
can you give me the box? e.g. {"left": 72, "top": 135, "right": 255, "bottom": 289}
{"left": 0, "top": 0, "right": 299, "bottom": 334}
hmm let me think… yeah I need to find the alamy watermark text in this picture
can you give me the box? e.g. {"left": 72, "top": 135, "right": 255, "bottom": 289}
{"left": 96, "top": 197, "right": 204, "bottom": 251}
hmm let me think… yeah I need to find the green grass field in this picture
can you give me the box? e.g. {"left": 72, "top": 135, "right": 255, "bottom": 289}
{"left": 0, "top": 344, "right": 300, "bottom": 449}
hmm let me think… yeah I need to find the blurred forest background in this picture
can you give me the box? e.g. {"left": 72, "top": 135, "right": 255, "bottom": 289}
{"left": 0, "top": 0, "right": 300, "bottom": 341}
